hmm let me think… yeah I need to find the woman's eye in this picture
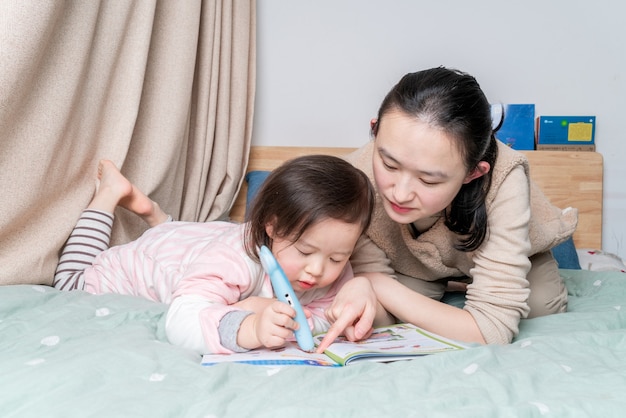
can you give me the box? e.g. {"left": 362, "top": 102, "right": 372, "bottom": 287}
{"left": 382, "top": 161, "right": 396, "bottom": 170}
{"left": 421, "top": 178, "right": 441, "bottom": 186}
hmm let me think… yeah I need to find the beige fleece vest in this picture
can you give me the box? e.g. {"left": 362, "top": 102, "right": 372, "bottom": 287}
{"left": 346, "top": 141, "right": 578, "bottom": 281}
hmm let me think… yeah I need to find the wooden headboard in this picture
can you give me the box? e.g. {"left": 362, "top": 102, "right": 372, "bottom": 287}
{"left": 230, "top": 147, "right": 603, "bottom": 249}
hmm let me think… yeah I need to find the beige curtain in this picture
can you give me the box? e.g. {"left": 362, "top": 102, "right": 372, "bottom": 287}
{"left": 0, "top": 0, "right": 256, "bottom": 285}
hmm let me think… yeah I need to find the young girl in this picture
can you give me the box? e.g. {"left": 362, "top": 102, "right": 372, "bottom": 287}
{"left": 319, "top": 67, "right": 577, "bottom": 351}
{"left": 54, "top": 155, "right": 374, "bottom": 355}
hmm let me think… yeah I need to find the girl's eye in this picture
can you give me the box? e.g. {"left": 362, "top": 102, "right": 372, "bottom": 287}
{"left": 297, "top": 249, "right": 311, "bottom": 256}
{"left": 383, "top": 161, "right": 396, "bottom": 170}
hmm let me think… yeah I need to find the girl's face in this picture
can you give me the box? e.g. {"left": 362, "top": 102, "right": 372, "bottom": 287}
{"left": 372, "top": 109, "right": 482, "bottom": 225}
{"left": 267, "top": 218, "right": 361, "bottom": 294}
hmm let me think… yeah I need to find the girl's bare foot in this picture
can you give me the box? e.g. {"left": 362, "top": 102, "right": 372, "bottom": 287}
{"left": 87, "top": 160, "right": 134, "bottom": 214}
{"left": 88, "top": 160, "right": 169, "bottom": 227}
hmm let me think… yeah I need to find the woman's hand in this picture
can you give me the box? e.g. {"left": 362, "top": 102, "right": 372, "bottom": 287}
{"left": 316, "top": 276, "right": 384, "bottom": 353}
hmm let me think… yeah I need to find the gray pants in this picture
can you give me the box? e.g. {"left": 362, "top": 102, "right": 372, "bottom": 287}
{"left": 396, "top": 251, "right": 567, "bottom": 319}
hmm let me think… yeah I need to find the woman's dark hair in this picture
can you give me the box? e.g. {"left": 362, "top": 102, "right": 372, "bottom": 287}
{"left": 373, "top": 67, "right": 498, "bottom": 251}
{"left": 244, "top": 154, "right": 375, "bottom": 261}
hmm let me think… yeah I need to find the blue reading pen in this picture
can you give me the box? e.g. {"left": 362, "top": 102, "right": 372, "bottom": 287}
{"left": 259, "top": 245, "right": 315, "bottom": 352}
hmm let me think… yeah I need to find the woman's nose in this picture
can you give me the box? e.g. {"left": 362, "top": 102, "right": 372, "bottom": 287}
{"left": 393, "top": 175, "right": 415, "bottom": 204}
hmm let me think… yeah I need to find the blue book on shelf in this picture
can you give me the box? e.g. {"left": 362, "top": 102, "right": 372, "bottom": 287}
{"left": 492, "top": 104, "right": 535, "bottom": 150}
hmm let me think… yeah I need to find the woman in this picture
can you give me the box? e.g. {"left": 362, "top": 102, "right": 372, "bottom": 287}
{"left": 318, "top": 67, "right": 576, "bottom": 351}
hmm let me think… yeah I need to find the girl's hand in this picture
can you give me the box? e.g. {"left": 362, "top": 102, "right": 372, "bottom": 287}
{"left": 237, "top": 301, "right": 301, "bottom": 350}
{"left": 232, "top": 296, "right": 274, "bottom": 314}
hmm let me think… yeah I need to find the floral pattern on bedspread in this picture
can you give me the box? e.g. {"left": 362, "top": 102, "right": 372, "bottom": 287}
{"left": 1, "top": 270, "right": 626, "bottom": 417}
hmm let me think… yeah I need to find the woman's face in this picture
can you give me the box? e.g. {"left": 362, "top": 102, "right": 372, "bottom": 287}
{"left": 372, "top": 109, "right": 476, "bottom": 225}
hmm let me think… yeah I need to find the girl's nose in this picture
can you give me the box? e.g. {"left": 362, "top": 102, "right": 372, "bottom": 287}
{"left": 304, "top": 258, "right": 323, "bottom": 278}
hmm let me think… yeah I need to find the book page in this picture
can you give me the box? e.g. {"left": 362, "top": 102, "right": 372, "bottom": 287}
{"left": 314, "top": 323, "right": 468, "bottom": 365}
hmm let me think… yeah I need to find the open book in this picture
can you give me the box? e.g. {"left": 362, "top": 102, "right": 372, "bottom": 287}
{"left": 201, "top": 323, "right": 469, "bottom": 367}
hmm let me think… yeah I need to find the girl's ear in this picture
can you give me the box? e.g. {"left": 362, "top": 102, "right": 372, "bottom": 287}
{"left": 265, "top": 216, "right": 280, "bottom": 239}
{"left": 463, "top": 161, "right": 490, "bottom": 184}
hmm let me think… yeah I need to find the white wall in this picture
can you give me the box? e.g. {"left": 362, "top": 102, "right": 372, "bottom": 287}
{"left": 253, "top": 0, "right": 626, "bottom": 257}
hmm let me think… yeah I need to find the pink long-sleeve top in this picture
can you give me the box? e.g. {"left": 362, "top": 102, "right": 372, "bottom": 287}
{"left": 83, "top": 221, "right": 353, "bottom": 354}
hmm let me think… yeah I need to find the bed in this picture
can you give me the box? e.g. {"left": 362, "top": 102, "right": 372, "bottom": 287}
{"left": 3, "top": 147, "right": 625, "bottom": 417}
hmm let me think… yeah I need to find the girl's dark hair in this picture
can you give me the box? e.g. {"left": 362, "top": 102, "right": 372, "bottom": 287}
{"left": 244, "top": 155, "right": 375, "bottom": 261}
{"left": 374, "top": 67, "right": 498, "bottom": 251}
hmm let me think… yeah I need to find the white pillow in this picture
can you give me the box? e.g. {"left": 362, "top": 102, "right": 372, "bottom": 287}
{"left": 576, "top": 249, "right": 626, "bottom": 272}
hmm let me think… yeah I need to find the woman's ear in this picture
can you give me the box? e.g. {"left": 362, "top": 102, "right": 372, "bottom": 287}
{"left": 463, "top": 161, "right": 490, "bottom": 184}
{"left": 370, "top": 118, "right": 378, "bottom": 136}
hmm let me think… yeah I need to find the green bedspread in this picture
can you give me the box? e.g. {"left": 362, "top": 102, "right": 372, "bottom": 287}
{"left": 1, "top": 269, "right": 625, "bottom": 417}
